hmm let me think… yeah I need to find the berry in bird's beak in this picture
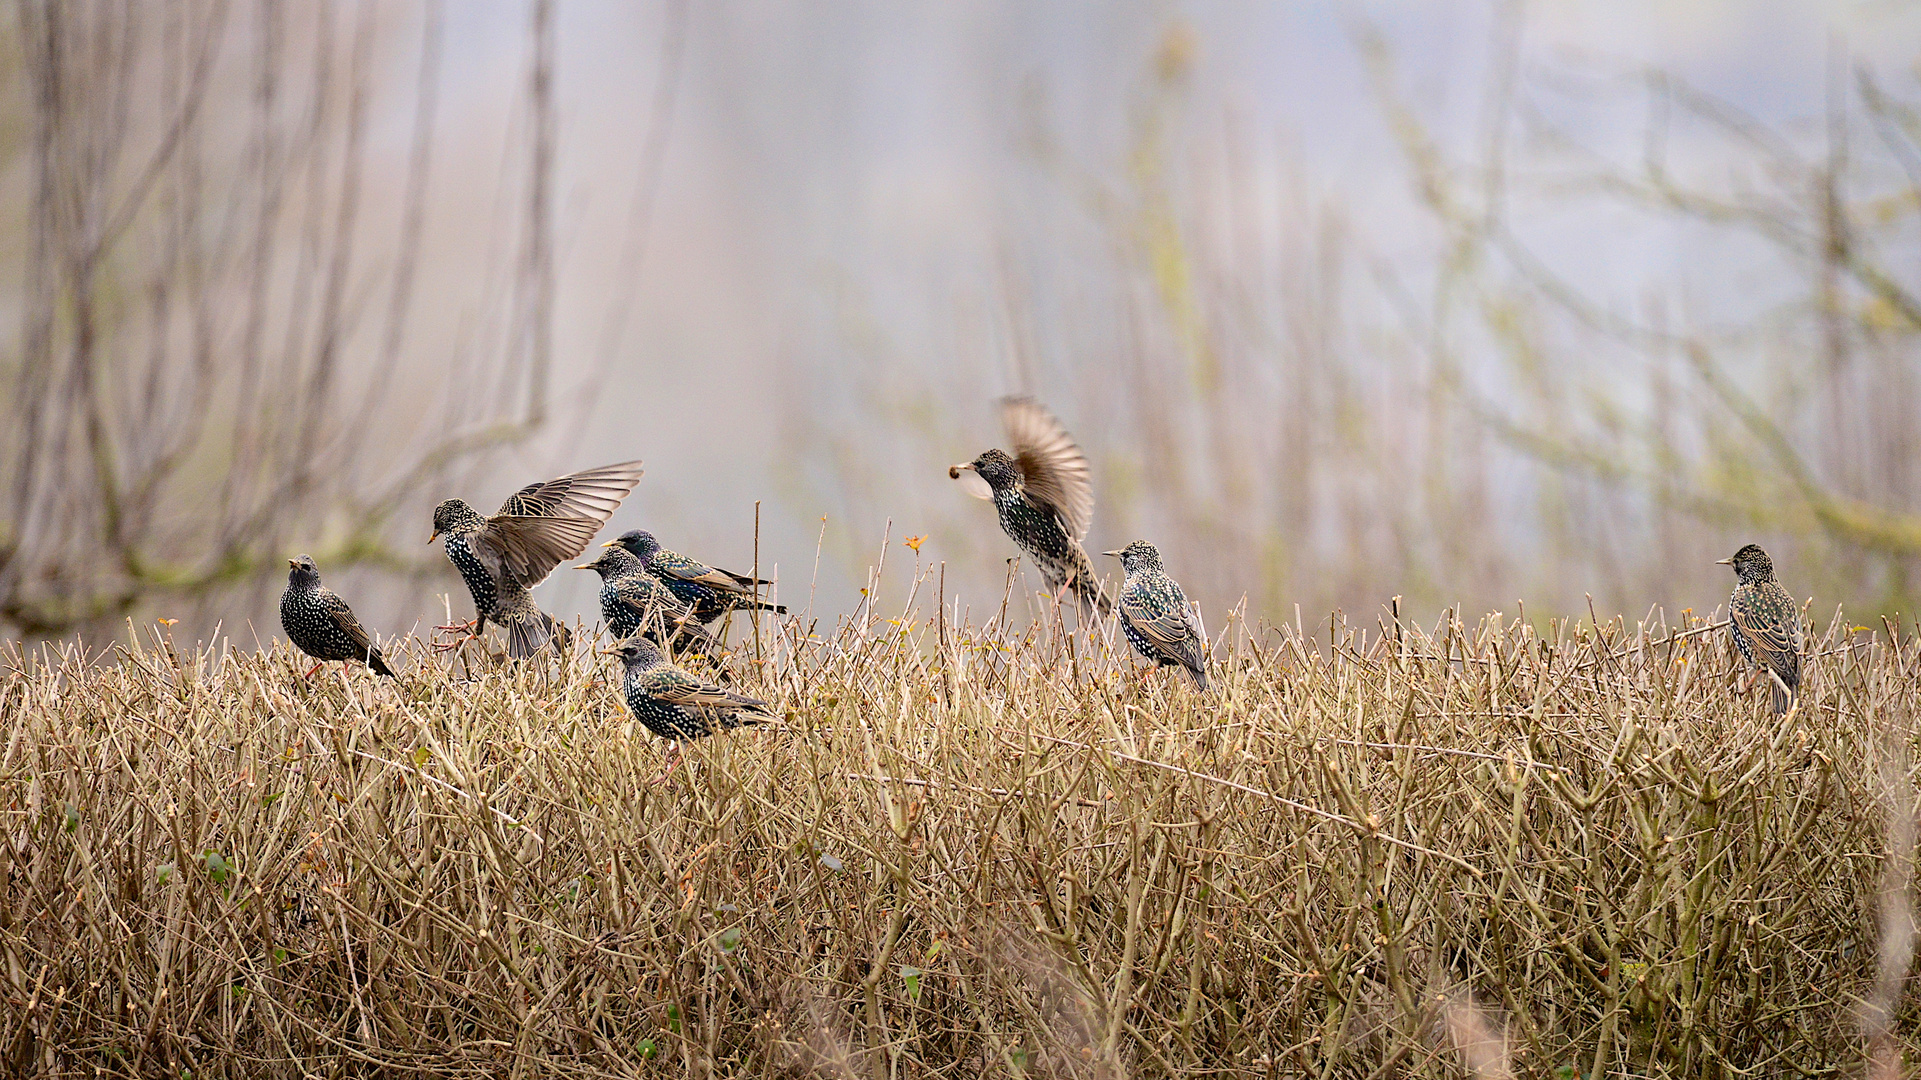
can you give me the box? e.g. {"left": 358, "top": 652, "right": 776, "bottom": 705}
{"left": 948, "top": 463, "right": 974, "bottom": 478}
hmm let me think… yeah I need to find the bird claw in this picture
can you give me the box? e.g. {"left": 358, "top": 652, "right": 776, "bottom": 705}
{"left": 430, "top": 621, "right": 480, "bottom": 653}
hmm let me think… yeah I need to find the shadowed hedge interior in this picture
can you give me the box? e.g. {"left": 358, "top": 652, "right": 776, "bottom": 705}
{"left": 0, "top": 590, "right": 1915, "bottom": 1077}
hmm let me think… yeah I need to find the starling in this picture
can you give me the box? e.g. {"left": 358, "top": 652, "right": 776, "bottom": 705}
{"left": 575, "top": 546, "right": 718, "bottom": 653}
{"left": 1718, "top": 543, "right": 1801, "bottom": 715}
{"left": 490, "top": 579, "right": 573, "bottom": 659}
{"left": 606, "top": 530, "right": 785, "bottom": 624}
{"left": 1104, "top": 540, "right": 1208, "bottom": 690}
{"left": 280, "top": 555, "right": 397, "bottom": 678}
{"left": 950, "top": 396, "right": 1111, "bottom": 615}
{"left": 606, "top": 635, "right": 772, "bottom": 741}
{"left": 428, "top": 460, "right": 644, "bottom": 654}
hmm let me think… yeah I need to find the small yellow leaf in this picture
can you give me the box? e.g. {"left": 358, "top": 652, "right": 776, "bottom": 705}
{"left": 157, "top": 618, "right": 178, "bottom": 626}
{"left": 903, "top": 535, "right": 926, "bottom": 552}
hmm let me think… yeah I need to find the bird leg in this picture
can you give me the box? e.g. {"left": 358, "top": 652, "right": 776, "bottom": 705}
{"left": 431, "top": 619, "right": 481, "bottom": 653}
{"left": 651, "top": 742, "right": 683, "bottom": 785}
{"left": 303, "top": 661, "right": 325, "bottom": 679}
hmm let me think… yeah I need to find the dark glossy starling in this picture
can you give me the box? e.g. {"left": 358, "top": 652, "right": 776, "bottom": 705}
{"left": 607, "top": 635, "right": 772, "bottom": 741}
{"left": 575, "top": 546, "right": 718, "bottom": 653}
{"left": 1104, "top": 540, "right": 1207, "bottom": 690}
{"left": 606, "top": 530, "right": 785, "bottom": 624}
{"left": 428, "top": 460, "right": 644, "bottom": 653}
{"left": 950, "top": 396, "right": 1111, "bottom": 615}
{"left": 280, "top": 555, "right": 397, "bottom": 678}
{"left": 1718, "top": 543, "right": 1801, "bottom": 714}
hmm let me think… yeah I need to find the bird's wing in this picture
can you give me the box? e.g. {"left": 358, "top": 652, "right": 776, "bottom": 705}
{"left": 1731, "top": 589, "right": 1800, "bottom": 681}
{"left": 643, "top": 666, "right": 771, "bottom": 712}
{"left": 655, "top": 551, "right": 758, "bottom": 595}
{"left": 1120, "top": 590, "right": 1206, "bottom": 672}
{"left": 1000, "top": 396, "right": 1094, "bottom": 541}
{"left": 611, "top": 574, "right": 681, "bottom": 612}
{"left": 471, "top": 515, "right": 606, "bottom": 587}
{"left": 492, "top": 460, "right": 645, "bottom": 520}
{"left": 320, "top": 591, "right": 377, "bottom": 656}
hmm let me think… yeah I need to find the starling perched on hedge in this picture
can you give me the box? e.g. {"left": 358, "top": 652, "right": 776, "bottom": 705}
{"left": 1104, "top": 540, "right": 1207, "bottom": 690}
{"left": 607, "top": 635, "right": 772, "bottom": 741}
{"left": 280, "top": 555, "right": 396, "bottom": 678}
{"left": 1718, "top": 544, "right": 1801, "bottom": 715}
{"left": 575, "top": 546, "right": 718, "bottom": 653}
{"left": 950, "top": 396, "right": 1111, "bottom": 615}
{"left": 606, "top": 530, "right": 785, "bottom": 624}
{"left": 428, "top": 460, "right": 644, "bottom": 653}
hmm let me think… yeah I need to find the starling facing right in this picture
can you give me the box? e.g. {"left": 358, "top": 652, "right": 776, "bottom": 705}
{"left": 1718, "top": 543, "right": 1801, "bottom": 715}
{"left": 606, "top": 530, "right": 785, "bottom": 624}
{"left": 1104, "top": 540, "right": 1208, "bottom": 690}
{"left": 950, "top": 396, "right": 1112, "bottom": 615}
{"left": 280, "top": 555, "right": 396, "bottom": 678}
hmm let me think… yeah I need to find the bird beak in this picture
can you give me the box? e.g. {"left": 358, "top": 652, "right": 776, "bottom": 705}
{"left": 601, "top": 539, "right": 617, "bottom": 548}
{"left": 288, "top": 558, "right": 299, "bottom": 569}
{"left": 427, "top": 530, "right": 439, "bottom": 544}
{"left": 573, "top": 562, "right": 593, "bottom": 570}
{"left": 948, "top": 462, "right": 975, "bottom": 479}
{"left": 1715, "top": 557, "right": 1733, "bottom": 565}
{"left": 596, "top": 647, "right": 618, "bottom": 656}
{"left": 1102, "top": 550, "right": 1121, "bottom": 558}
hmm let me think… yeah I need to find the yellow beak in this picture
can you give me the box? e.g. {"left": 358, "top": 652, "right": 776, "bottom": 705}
{"left": 427, "top": 530, "right": 440, "bottom": 544}
{"left": 1715, "top": 557, "right": 1733, "bottom": 565}
{"left": 288, "top": 558, "right": 299, "bottom": 569}
{"left": 573, "top": 562, "right": 594, "bottom": 570}
{"left": 601, "top": 539, "right": 618, "bottom": 548}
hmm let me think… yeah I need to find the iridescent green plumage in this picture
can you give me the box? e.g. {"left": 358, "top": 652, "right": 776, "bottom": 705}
{"left": 1105, "top": 540, "right": 1207, "bottom": 690}
{"left": 1719, "top": 544, "right": 1801, "bottom": 715}
{"left": 607, "top": 530, "right": 784, "bottom": 624}
{"left": 575, "top": 546, "right": 717, "bottom": 653}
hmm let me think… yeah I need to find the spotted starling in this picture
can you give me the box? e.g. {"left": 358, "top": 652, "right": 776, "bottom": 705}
{"left": 428, "top": 460, "right": 644, "bottom": 653}
{"left": 1718, "top": 543, "right": 1801, "bottom": 715}
{"left": 280, "top": 555, "right": 396, "bottom": 677}
{"left": 606, "top": 530, "right": 785, "bottom": 624}
{"left": 1104, "top": 540, "right": 1207, "bottom": 690}
{"left": 607, "top": 635, "right": 772, "bottom": 741}
{"left": 575, "top": 546, "right": 718, "bottom": 653}
{"left": 950, "top": 396, "right": 1111, "bottom": 615}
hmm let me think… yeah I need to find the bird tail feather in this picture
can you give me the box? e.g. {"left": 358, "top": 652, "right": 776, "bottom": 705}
{"left": 506, "top": 609, "right": 557, "bottom": 659}
{"left": 1770, "top": 673, "right": 1792, "bottom": 716}
{"left": 368, "top": 649, "right": 397, "bottom": 678}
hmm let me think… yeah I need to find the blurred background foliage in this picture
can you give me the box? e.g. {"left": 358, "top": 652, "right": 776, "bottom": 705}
{"left": 2, "top": 0, "right": 1920, "bottom": 647}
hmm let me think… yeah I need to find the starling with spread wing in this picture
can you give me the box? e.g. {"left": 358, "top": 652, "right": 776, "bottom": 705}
{"left": 1718, "top": 544, "right": 1801, "bottom": 715}
{"left": 606, "top": 530, "right": 784, "bottom": 624}
{"left": 428, "top": 460, "right": 644, "bottom": 653}
{"left": 575, "top": 546, "right": 718, "bottom": 653}
{"left": 281, "top": 555, "right": 397, "bottom": 678}
{"left": 1105, "top": 540, "right": 1207, "bottom": 690}
{"left": 608, "top": 636, "right": 772, "bottom": 741}
{"left": 950, "top": 396, "right": 1110, "bottom": 615}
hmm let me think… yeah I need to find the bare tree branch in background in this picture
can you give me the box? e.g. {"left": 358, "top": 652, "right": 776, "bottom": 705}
{"left": 0, "top": 0, "right": 572, "bottom": 640}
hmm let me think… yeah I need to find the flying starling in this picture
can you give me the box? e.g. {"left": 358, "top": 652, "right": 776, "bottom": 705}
{"left": 1718, "top": 543, "right": 1801, "bottom": 715}
{"left": 607, "top": 635, "right": 773, "bottom": 741}
{"left": 575, "top": 545, "right": 719, "bottom": 653}
{"left": 950, "top": 396, "right": 1111, "bottom": 615}
{"left": 1104, "top": 540, "right": 1208, "bottom": 690}
{"left": 428, "top": 460, "right": 644, "bottom": 654}
{"left": 606, "top": 530, "right": 785, "bottom": 624}
{"left": 280, "top": 555, "right": 397, "bottom": 678}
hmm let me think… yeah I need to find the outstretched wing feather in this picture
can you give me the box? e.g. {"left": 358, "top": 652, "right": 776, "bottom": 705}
{"left": 471, "top": 515, "right": 605, "bottom": 587}
{"left": 493, "top": 460, "right": 645, "bottom": 519}
{"left": 1000, "top": 397, "right": 1094, "bottom": 541}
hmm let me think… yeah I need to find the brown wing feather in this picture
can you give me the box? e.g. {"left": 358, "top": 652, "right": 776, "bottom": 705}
{"left": 1000, "top": 397, "right": 1094, "bottom": 542}
{"left": 471, "top": 515, "right": 607, "bottom": 587}
{"left": 645, "top": 668, "right": 771, "bottom": 712}
{"left": 474, "top": 460, "right": 645, "bottom": 586}
{"left": 322, "top": 593, "right": 376, "bottom": 656}
{"left": 1120, "top": 597, "right": 1206, "bottom": 674}
{"left": 1732, "top": 605, "right": 1800, "bottom": 685}
{"left": 493, "top": 460, "right": 645, "bottom": 520}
